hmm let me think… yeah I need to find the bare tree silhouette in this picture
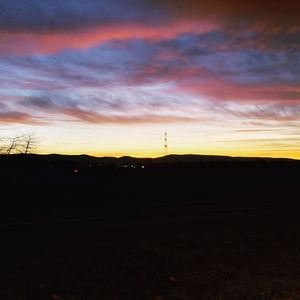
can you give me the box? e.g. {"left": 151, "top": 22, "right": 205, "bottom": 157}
{"left": 6, "top": 135, "right": 23, "bottom": 155}
{"left": 0, "top": 133, "right": 38, "bottom": 155}
{"left": 0, "top": 138, "right": 5, "bottom": 154}
{"left": 21, "top": 133, "right": 38, "bottom": 154}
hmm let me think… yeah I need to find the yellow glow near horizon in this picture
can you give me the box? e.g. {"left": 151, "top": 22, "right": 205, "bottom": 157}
{"left": 37, "top": 148, "right": 300, "bottom": 160}
{"left": 1, "top": 119, "right": 300, "bottom": 160}
{"left": 25, "top": 125, "right": 299, "bottom": 160}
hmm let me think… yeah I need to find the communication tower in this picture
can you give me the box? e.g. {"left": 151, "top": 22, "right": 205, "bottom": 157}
{"left": 164, "top": 131, "right": 168, "bottom": 156}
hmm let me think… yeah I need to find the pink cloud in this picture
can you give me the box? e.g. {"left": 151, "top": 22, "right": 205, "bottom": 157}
{"left": 175, "top": 81, "right": 300, "bottom": 104}
{"left": 0, "top": 111, "right": 40, "bottom": 124}
{"left": 0, "top": 21, "right": 218, "bottom": 55}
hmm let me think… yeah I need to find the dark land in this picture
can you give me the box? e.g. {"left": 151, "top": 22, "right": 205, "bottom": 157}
{"left": 1, "top": 154, "right": 300, "bottom": 300}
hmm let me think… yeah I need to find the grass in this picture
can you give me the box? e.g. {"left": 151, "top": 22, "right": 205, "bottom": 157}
{"left": 1, "top": 227, "right": 300, "bottom": 300}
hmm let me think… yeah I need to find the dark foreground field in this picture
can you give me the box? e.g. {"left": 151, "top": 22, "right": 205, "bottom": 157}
{"left": 1, "top": 154, "right": 300, "bottom": 300}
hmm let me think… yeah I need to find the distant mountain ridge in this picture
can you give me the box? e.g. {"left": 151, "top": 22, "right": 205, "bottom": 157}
{"left": 0, "top": 153, "right": 298, "bottom": 167}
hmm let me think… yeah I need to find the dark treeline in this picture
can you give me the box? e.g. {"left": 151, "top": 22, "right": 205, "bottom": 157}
{"left": 1, "top": 154, "right": 300, "bottom": 224}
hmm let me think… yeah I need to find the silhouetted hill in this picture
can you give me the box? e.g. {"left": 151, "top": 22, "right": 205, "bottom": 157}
{"left": 0, "top": 153, "right": 299, "bottom": 214}
{"left": 0, "top": 153, "right": 298, "bottom": 168}
{"left": 154, "top": 154, "right": 298, "bottom": 163}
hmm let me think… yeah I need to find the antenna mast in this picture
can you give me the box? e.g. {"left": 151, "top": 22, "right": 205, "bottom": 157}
{"left": 164, "top": 131, "right": 168, "bottom": 156}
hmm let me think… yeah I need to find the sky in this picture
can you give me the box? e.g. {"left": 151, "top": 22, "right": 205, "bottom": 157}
{"left": 0, "top": 0, "right": 300, "bottom": 158}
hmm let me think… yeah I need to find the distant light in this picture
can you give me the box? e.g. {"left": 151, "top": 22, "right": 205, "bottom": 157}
{"left": 141, "top": 165, "right": 145, "bottom": 169}
{"left": 73, "top": 169, "right": 79, "bottom": 173}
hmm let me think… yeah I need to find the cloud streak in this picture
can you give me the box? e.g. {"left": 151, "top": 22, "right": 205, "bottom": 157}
{"left": 0, "top": 21, "right": 217, "bottom": 55}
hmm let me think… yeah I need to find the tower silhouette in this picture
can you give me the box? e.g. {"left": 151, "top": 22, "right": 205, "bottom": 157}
{"left": 164, "top": 131, "right": 168, "bottom": 156}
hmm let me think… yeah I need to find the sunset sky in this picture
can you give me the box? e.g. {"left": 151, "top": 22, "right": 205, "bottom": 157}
{"left": 0, "top": 0, "right": 300, "bottom": 158}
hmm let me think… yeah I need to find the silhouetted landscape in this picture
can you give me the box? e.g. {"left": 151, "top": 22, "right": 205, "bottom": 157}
{"left": 2, "top": 0, "right": 300, "bottom": 298}
{"left": 1, "top": 154, "right": 300, "bottom": 299}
